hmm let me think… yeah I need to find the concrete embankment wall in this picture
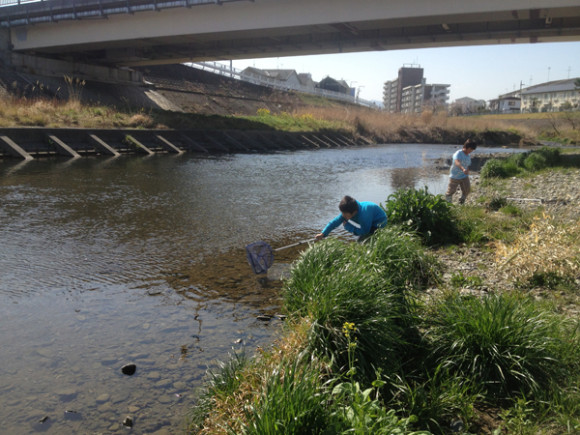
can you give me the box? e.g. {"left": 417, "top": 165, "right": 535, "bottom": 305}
{"left": 0, "top": 127, "right": 364, "bottom": 160}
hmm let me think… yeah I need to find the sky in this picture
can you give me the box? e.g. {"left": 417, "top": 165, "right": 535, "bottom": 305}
{"left": 226, "top": 41, "right": 580, "bottom": 104}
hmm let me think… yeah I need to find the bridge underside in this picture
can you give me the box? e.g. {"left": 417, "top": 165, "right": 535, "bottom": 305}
{"left": 4, "top": 1, "right": 580, "bottom": 67}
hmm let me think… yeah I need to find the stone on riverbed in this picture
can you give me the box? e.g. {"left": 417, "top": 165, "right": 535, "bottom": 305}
{"left": 121, "top": 363, "right": 137, "bottom": 376}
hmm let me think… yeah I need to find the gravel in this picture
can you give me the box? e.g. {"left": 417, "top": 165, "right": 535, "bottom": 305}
{"left": 430, "top": 166, "right": 580, "bottom": 310}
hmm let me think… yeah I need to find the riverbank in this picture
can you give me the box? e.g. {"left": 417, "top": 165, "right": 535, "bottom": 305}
{"left": 2, "top": 64, "right": 579, "bottom": 148}
{"left": 435, "top": 166, "right": 580, "bottom": 317}
{"left": 189, "top": 153, "right": 580, "bottom": 434}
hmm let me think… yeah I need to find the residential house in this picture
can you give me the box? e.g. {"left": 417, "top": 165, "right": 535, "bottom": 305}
{"left": 452, "top": 97, "right": 487, "bottom": 114}
{"left": 488, "top": 90, "right": 521, "bottom": 113}
{"left": 240, "top": 67, "right": 304, "bottom": 91}
{"left": 317, "top": 76, "right": 353, "bottom": 96}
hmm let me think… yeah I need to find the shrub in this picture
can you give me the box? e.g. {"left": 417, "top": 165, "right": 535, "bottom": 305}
{"left": 480, "top": 158, "right": 521, "bottom": 179}
{"left": 384, "top": 187, "right": 460, "bottom": 246}
{"left": 483, "top": 148, "right": 562, "bottom": 179}
{"left": 536, "top": 146, "right": 561, "bottom": 166}
{"left": 523, "top": 153, "right": 548, "bottom": 171}
{"left": 480, "top": 158, "right": 509, "bottom": 179}
{"left": 508, "top": 152, "right": 528, "bottom": 168}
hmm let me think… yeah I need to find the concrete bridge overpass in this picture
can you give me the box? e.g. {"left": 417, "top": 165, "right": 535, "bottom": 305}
{"left": 1, "top": 0, "right": 580, "bottom": 73}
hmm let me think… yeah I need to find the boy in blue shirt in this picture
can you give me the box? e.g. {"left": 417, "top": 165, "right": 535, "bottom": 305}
{"left": 315, "top": 195, "right": 387, "bottom": 242}
{"left": 445, "top": 139, "right": 477, "bottom": 204}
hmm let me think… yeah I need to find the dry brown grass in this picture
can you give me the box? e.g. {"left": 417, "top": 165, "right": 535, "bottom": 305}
{"left": 291, "top": 105, "right": 551, "bottom": 143}
{"left": 0, "top": 95, "right": 149, "bottom": 128}
{"left": 1, "top": 90, "right": 578, "bottom": 144}
{"left": 496, "top": 212, "right": 580, "bottom": 282}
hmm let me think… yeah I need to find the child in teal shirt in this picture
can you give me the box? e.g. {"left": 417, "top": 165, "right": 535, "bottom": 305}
{"left": 445, "top": 139, "right": 477, "bottom": 204}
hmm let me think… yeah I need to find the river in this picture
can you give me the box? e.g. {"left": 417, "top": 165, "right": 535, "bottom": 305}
{"left": 0, "top": 143, "right": 516, "bottom": 434}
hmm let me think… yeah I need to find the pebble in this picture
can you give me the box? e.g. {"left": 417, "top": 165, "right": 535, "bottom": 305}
{"left": 468, "top": 168, "right": 580, "bottom": 222}
{"left": 121, "top": 363, "right": 137, "bottom": 376}
{"left": 96, "top": 393, "right": 110, "bottom": 403}
{"left": 56, "top": 388, "right": 78, "bottom": 401}
{"left": 434, "top": 167, "right": 580, "bottom": 301}
{"left": 123, "top": 416, "right": 134, "bottom": 428}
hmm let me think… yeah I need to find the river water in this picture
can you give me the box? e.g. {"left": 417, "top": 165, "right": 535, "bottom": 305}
{"left": 0, "top": 144, "right": 515, "bottom": 434}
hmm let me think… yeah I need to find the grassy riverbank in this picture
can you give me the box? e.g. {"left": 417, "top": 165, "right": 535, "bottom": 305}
{"left": 1, "top": 90, "right": 579, "bottom": 146}
{"left": 188, "top": 148, "right": 580, "bottom": 434}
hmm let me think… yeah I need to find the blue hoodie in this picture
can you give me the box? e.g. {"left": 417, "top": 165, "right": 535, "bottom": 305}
{"left": 322, "top": 201, "right": 387, "bottom": 237}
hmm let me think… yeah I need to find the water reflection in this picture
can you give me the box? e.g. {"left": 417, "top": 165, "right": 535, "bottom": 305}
{"left": 0, "top": 144, "right": 516, "bottom": 433}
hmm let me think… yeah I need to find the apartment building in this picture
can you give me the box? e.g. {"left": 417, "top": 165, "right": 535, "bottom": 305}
{"left": 520, "top": 78, "right": 580, "bottom": 112}
{"left": 383, "top": 65, "right": 450, "bottom": 113}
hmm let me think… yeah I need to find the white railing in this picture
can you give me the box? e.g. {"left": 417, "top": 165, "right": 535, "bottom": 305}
{"left": 1, "top": 1, "right": 42, "bottom": 5}
{"left": 188, "top": 62, "right": 377, "bottom": 108}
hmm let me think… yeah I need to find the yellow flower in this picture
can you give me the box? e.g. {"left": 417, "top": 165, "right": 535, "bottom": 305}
{"left": 342, "top": 322, "right": 357, "bottom": 338}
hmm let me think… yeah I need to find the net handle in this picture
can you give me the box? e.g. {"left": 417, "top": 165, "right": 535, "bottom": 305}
{"left": 273, "top": 238, "right": 316, "bottom": 251}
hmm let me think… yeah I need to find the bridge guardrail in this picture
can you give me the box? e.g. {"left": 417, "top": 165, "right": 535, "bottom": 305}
{"left": 0, "top": 0, "right": 248, "bottom": 26}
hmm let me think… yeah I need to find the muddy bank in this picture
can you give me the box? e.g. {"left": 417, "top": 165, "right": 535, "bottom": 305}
{"left": 365, "top": 126, "right": 532, "bottom": 148}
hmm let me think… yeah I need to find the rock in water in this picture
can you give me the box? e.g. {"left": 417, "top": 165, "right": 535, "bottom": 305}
{"left": 121, "top": 363, "right": 137, "bottom": 376}
{"left": 123, "top": 416, "right": 133, "bottom": 427}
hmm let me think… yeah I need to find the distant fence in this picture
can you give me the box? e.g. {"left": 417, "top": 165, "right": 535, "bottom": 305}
{"left": 188, "top": 61, "right": 377, "bottom": 108}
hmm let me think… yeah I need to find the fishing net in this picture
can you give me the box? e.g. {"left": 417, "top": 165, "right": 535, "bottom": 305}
{"left": 245, "top": 241, "right": 274, "bottom": 274}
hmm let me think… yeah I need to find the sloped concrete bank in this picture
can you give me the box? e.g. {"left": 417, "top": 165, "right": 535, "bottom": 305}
{"left": 0, "top": 127, "right": 365, "bottom": 160}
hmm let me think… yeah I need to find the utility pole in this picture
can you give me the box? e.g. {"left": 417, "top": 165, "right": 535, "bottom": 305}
{"left": 519, "top": 81, "right": 525, "bottom": 113}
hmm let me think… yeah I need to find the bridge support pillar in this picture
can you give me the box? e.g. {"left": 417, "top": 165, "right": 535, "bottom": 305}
{"left": 0, "top": 28, "right": 11, "bottom": 66}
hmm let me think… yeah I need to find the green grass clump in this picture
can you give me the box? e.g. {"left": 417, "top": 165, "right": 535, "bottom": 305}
{"left": 384, "top": 187, "right": 460, "bottom": 246}
{"left": 187, "top": 351, "right": 249, "bottom": 432}
{"left": 425, "top": 291, "right": 580, "bottom": 401}
{"left": 243, "top": 108, "right": 347, "bottom": 132}
{"left": 283, "top": 228, "right": 439, "bottom": 381}
{"left": 480, "top": 158, "right": 519, "bottom": 179}
{"left": 516, "top": 270, "right": 577, "bottom": 291}
{"left": 455, "top": 204, "right": 531, "bottom": 244}
{"left": 523, "top": 152, "right": 548, "bottom": 171}
{"left": 387, "top": 365, "right": 483, "bottom": 434}
{"left": 242, "top": 358, "right": 334, "bottom": 434}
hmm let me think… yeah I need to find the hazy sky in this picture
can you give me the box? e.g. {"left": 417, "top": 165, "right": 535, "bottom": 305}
{"left": 228, "top": 41, "right": 580, "bottom": 104}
